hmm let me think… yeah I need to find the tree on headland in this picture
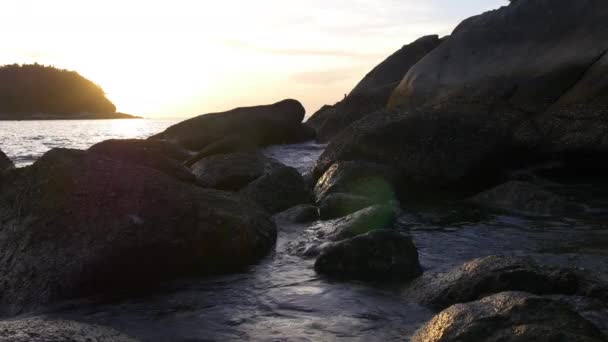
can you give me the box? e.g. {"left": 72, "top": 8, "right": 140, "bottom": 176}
{"left": 0, "top": 63, "right": 116, "bottom": 115}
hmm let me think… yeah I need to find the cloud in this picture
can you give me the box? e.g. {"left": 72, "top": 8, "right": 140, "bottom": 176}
{"left": 223, "top": 40, "right": 383, "bottom": 60}
{"left": 290, "top": 67, "right": 366, "bottom": 85}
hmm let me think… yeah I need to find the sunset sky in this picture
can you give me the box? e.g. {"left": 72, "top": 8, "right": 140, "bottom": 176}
{"left": 1, "top": 0, "right": 505, "bottom": 118}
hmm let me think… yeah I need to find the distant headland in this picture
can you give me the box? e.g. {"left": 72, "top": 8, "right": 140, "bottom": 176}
{"left": 0, "top": 64, "right": 140, "bottom": 120}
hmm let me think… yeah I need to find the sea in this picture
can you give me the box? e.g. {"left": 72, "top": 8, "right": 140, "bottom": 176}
{"left": 1, "top": 119, "right": 607, "bottom": 340}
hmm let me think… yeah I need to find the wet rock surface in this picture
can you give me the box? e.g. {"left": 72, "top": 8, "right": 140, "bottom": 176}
{"left": 287, "top": 205, "right": 396, "bottom": 257}
{"left": 411, "top": 291, "right": 607, "bottom": 342}
{"left": 314, "top": 230, "right": 422, "bottom": 281}
{"left": 0, "top": 318, "right": 138, "bottom": 342}
{"left": 406, "top": 255, "right": 608, "bottom": 310}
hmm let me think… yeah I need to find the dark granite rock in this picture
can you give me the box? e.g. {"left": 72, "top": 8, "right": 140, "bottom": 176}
{"left": 151, "top": 99, "right": 307, "bottom": 151}
{"left": 307, "top": 35, "right": 441, "bottom": 141}
{"left": 469, "top": 181, "right": 586, "bottom": 216}
{"left": 0, "top": 148, "right": 277, "bottom": 316}
{"left": 88, "top": 139, "right": 195, "bottom": 183}
{"left": 407, "top": 255, "right": 607, "bottom": 310}
{"left": 411, "top": 292, "right": 607, "bottom": 342}
{"left": 314, "top": 230, "right": 422, "bottom": 281}
{"left": 0, "top": 318, "right": 138, "bottom": 342}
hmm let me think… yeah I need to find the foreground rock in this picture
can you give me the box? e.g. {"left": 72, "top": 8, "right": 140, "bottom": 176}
{"left": 316, "top": 0, "right": 608, "bottom": 197}
{"left": 239, "top": 166, "right": 313, "bottom": 214}
{"left": 0, "top": 148, "right": 277, "bottom": 316}
{"left": 191, "top": 152, "right": 312, "bottom": 213}
{"left": 407, "top": 255, "right": 607, "bottom": 310}
{"left": 0, "top": 318, "right": 137, "bottom": 342}
{"left": 88, "top": 139, "right": 195, "bottom": 183}
{"left": 0, "top": 149, "right": 14, "bottom": 171}
{"left": 411, "top": 292, "right": 607, "bottom": 342}
{"left": 287, "top": 205, "right": 396, "bottom": 257}
{"left": 191, "top": 152, "right": 283, "bottom": 190}
{"left": 470, "top": 181, "right": 585, "bottom": 216}
{"left": 314, "top": 230, "right": 422, "bottom": 281}
{"left": 151, "top": 99, "right": 312, "bottom": 151}
{"left": 306, "top": 35, "right": 441, "bottom": 141}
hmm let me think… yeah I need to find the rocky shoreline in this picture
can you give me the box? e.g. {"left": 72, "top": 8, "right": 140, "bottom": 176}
{"left": 1, "top": 0, "right": 608, "bottom": 340}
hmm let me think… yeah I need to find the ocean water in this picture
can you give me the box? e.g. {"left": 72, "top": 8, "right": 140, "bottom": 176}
{"left": 0, "top": 119, "right": 182, "bottom": 167}
{"left": 1, "top": 120, "right": 607, "bottom": 340}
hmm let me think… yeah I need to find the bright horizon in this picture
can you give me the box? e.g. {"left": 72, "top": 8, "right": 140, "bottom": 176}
{"left": 1, "top": 0, "right": 505, "bottom": 118}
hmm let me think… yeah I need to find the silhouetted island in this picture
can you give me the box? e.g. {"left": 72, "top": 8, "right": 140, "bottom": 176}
{"left": 0, "top": 64, "right": 139, "bottom": 120}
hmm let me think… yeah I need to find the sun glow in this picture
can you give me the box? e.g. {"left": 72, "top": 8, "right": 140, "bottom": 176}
{"left": 0, "top": 0, "right": 505, "bottom": 118}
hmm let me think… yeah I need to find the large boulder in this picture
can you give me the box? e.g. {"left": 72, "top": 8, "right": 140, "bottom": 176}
{"left": 316, "top": 0, "right": 608, "bottom": 198}
{"left": 406, "top": 255, "right": 607, "bottom": 310}
{"left": 0, "top": 149, "right": 14, "bottom": 172}
{"left": 411, "top": 292, "right": 607, "bottom": 342}
{"left": 314, "top": 230, "right": 422, "bottom": 281}
{"left": 469, "top": 181, "right": 585, "bottom": 216}
{"left": 0, "top": 318, "right": 138, "bottom": 342}
{"left": 306, "top": 35, "right": 441, "bottom": 141}
{"left": 190, "top": 152, "right": 283, "bottom": 190}
{"left": 0, "top": 148, "right": 277, "bottom": 316}
{"left": 313, "top": 108, "right": 515, "bottom": 196}
{"left": 151, "top": 99, "right": 310, "bottom": 151}
{"left": 389, "top": 0, "right": 608, "bottom": 172}
{"left": 88, "top": 139, "right": 195, "bottom": 183}
{"left": 239, "top": 165, "right": 313, "bottom": 214}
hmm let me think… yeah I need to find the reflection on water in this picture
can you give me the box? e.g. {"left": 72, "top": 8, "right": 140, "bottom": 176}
{"left": 0, "top": 119, "right": 181, "bottom": 167}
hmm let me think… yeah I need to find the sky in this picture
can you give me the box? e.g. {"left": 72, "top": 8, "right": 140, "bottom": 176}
{"left": 0, "top": 0, "right": 506, "bottom": 118}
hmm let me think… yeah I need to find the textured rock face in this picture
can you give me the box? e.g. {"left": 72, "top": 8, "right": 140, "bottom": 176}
{"left": 151, "top": 99, "right": 308, "bottom": 151}
{"left": 407, "top": 255, "right": 607, "bottom": 310}
{"left": 0, "top": 318, "right": 138, "bottom": 342}
{"left": 307, "top": 35, "right": 441, "bottom": 141}
{"left": 411, "top": 292, "right": 607, "bottom": 342}
{"left": 314, "top": 230, "right": 422, "bottom": 281}
{"left": 0, "top": 149, "right": 14, "bottom": 171}
{"left": 390, "top": 0, "right": 608, "bottom": 160}
{"left": 316, "top": 1, "right": 608, "bottom": 197}
{"left": 0, "top": 148, "right": 277, "bottom": 316}
{"left": 88, "top": 139, "right": 195, "bottom": 183}
{"left": 191, "top": 152, "right": 283, "bottom": 190}
{"left": 190, "top": 152, "right": 312, "bottom": 214}
{"left": 314, "top": 108, "right": 516, "bottom": 196}
{"left": 469, "top": 181, "right": 585, "bottom": 216}
{"left": 239, "top": 166, "right": 313, "bottom": 214}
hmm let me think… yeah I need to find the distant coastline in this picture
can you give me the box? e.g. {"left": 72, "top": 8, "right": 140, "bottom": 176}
{"left": 0, "top": 112, "right": 141, "bottom": 120}
{"left": 0, "top": 63, "right": 134, "bottom": 120}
